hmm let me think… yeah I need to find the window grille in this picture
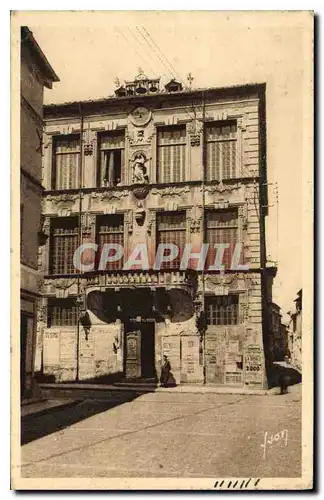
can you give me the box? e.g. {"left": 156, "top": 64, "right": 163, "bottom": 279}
{"left": 50, "top": 217, "right": 79, "bottom": 274}
{"left": 52, "top": 135, "right": 80, "bottom": 190}
{"left": 156, "top": 212, "right": 186, "bottom": 269}
{"left": 206, "top": 295, "right": 239, "bottom": 325}
{"left": 98, "top": 131, "right": 125, "bottom": 187}
{"left": 205, "top": 121, "right": 237, "bottom": 181}
{"left": 205, "top": 209, "right": 239, "bottom": 269}
{"left": 157, "top": 125, "right": 186, "bottom": 183}
{"left": 48, "top": 298, "right": 78, "bottom": 327}
{"left": 97, "top": 214, "right": 124, "bottom": 270}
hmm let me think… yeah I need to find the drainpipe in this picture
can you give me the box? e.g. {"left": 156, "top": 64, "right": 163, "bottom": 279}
{"left": 76, "top": 103, "right": 84, "bottom": 381}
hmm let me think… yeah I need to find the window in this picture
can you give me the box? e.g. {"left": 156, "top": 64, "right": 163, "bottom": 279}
{"left": 206, "top": 295, "right": 239, "bottom": 326}
{"left": 157, "top": 125, "right": 186, "bottom": 183}
{"left": 50, "top": 217, "right": 79, "bottom": 274}
{"left": 98, "top": 131, "right": 125, "bottom": 187}
{"left": 156, "top": 212, "right": 186, "bottom": 269}
{"left": 47, "top": 298, "right": 78, "bottom": 327}
{"left": 52, "top": 135, "right": 80, "bottom": 190}
{"left": 205, "top": 120, "right": 237, "bottom": 181}
{"left": 96, "top": 214, "right": 124, "bottom": 270}
{"left": 205, "top": 209, "right": 239, "bottom": 269}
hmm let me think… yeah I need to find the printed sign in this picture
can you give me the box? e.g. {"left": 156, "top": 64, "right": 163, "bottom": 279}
{"left": 181, "top": 336, "right": 199, "bottom": 376}
{"left": 43, "top": 330, "right": 60, "bottom": 366}
{"left": 244, "top": 344, "right": 263, "bottom": 387}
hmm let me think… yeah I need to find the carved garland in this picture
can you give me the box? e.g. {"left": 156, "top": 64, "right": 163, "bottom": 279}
{"left": 151, "top": 186, "right": 190, "bottom": 197}
{"left": 90, "top": 191, "right": 128, "bottom": 203}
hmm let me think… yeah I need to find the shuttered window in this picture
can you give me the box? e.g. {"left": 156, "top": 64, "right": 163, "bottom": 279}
{"left": 156, "top": 212, "right": 186, "bottom": 269}
{"left": 52, "top": 135, "right": 80, "bottom": 190}
{"left": 48, "top": 298, "right": 78, "bottom": 327}
{"left": 205, "top": 121, "right": 237, "bottom": 181}
{"left": 50, "top": 217, "right": 79, "bottom": 274}
{"left": 97, "top": 214, "right": 124, "bottom": 270}
{"left": 157, "top": 125, "right": 186, "bottom": 183}
{"left": 98, "top": 131, "right": 125, "bottom": 187}
{"left": 206, "top": 295, "right": 239, "bottom": 326}
{"left": 205, "top": 209, "right": 238, "bottom": 269}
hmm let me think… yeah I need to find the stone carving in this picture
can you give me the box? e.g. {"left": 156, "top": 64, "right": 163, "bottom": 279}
{"left": 134, "top": 202, "right": 145, "bottom": 224}
{"left": 188, "top": 207, "right": 203, "bottom": 233}
{"left": 127, "top": 129, "right": 155, "bottom": 146}
{"left": 47, "top": 193, "right": 78, "bottom": 204}
{"left": 36, "top": 303, "right": 47, "bottom": 323}
{"left": 238, "top": 204, "right": 248, "bottom": 230}
{"left": 54, "top": 278, "right": 77, "bottom": 290}
{"left": 91, "top": 190, "right": 128, "bottom": 202}
{"left": 190, "top": 133, "right": 201, "bottom": 147}
{"left": 147, "top": 211, "right": 156, "bottom": 235}
{"left": 151, "top": 185, "right": 190, "bottom": 197}
{"left": 132, "top": 152, "right": 149, "bottom": 184}
{"left": 42, "top": 216, "right": 51, "bottom": 236}
{"left": 203, "top": 183, "right": 242, "bottom": 194}
{"left": 83, "top": 141, "right": 94, "bottom": 156}
{"left": 81, "top": 213, "right": 96, "bottom": 235}
{"left": 124, "top": 210, "right": 133, "bottom": 234}
{"left": 132, "top": 184, "right": 150, "bottom": 200}
{"left": 237, "top": 116, "right": 247, "bottom": 131}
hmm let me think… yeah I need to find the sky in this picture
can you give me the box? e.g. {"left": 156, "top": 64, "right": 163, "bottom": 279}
{"left": 21, "top": 11, "right": 311, "bottom": 315}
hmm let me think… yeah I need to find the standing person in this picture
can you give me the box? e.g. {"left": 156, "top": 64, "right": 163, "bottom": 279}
{"left": 160, "top": 355, "right": 171, "bottom": 387}
{"left": 279, "top": 355, "right": 291, "bottom": 394}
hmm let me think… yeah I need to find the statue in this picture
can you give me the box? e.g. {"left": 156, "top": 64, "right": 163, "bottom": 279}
{"left": 132, "top": 153, "right": 149, "bottom": 184}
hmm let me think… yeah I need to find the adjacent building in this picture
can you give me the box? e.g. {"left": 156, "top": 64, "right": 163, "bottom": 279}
{"left": 20, "top": 27, "right": 59, "bottom": 398}
{"left": 269, "top": 302, "right": 288, "bottom": 362}
{"left": 36, "top": 72, "right": 276, "bottom": 390}
{"left": 288, "top": 289, "right": 302, "bottom": 371}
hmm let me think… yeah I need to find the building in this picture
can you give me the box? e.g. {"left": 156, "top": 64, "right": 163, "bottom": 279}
{"left": 288, "top": 289, "right": 302, "bottom": 371}
{"left": 20, "top": 27, "right": 59, "bottom": 399}
{"left": 36, "top": 72, "right": 276, "bottom": 390}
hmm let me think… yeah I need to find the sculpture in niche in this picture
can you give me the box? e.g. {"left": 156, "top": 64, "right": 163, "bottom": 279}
{"left": 132, "top": 152, "right": 149, "bottom": 184}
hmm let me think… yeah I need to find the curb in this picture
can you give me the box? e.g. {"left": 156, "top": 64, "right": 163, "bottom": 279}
{"left": 21, "top": 400, "right": 80, "bottom": 419}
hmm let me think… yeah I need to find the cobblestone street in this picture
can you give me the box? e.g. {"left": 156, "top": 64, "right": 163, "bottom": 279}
{"left": 19, "top": 384, "right": 301, "bottom": 479}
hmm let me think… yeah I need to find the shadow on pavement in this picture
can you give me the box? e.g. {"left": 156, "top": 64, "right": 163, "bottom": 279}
{"left": 21, "top": 390, "right": 153, "bottom": 446}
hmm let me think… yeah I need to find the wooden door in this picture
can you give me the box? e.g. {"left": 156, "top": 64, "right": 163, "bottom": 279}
{"left": 125, "top": 330, "right": 141, "bottom": 378}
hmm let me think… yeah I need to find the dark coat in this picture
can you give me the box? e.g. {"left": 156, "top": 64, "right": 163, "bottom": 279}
{"left": 160, "top": 359, "right": 171, "bottom": 385}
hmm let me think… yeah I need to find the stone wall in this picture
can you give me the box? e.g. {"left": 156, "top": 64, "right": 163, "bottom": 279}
{"left": 42, "top": 321, "right": 123, "bottom": 382}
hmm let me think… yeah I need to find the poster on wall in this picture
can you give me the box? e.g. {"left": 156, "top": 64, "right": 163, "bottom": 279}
{"left": 43, "top": 330, "right": 60, "bottom": 366}
{"left": 244, "top": 344, "right": 263, "bottom": 388}
{"left": 60, "top": 330, "right": 77, "bottom": 368}
{"left": 225, "top": 340, "right": 243, "bottom": 385}
{"left": 161, "top": 336, "right": 180, "bottom": 373}
{"left": 181, "top": 336, "right": 199, "bottom": 378}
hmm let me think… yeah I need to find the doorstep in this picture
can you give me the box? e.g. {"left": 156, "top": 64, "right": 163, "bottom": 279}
{"left": 39, "top": 382, "right": 272, "bottom": 396}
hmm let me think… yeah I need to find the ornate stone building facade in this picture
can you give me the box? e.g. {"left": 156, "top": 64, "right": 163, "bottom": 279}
{"left": 37, "top": 74, "right": 276, "bottom": 389}
{"left": 20, "top": 27, "right": 59, "bottom": 398}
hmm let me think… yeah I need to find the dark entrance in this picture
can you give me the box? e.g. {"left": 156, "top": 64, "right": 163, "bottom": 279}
{"left": 124, "top": 321, "right": 156, "bottom": 380}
